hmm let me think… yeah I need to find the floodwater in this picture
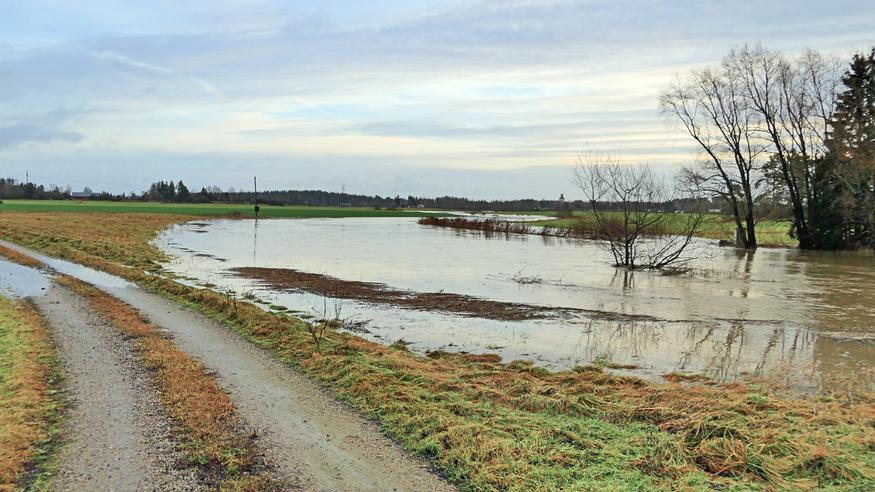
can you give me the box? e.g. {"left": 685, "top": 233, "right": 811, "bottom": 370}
{"left": 0, "top": 257, "right": 50, "bottom": 298}
{"left": 156, "top": 218, "right": 875, "bottom": 393}
{"left": 0, "top": 239, "right": 134, "bottom": 298}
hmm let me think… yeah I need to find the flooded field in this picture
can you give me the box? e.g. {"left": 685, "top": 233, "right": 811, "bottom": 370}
{"left": 156, "top": 217, "right": 875, "bottom": 392}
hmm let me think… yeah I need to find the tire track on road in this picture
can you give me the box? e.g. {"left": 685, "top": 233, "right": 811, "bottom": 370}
{"left": 33, "top": 284, "right": 200, "bottom": 491}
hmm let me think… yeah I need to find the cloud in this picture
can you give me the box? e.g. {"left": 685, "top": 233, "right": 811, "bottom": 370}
{"left": 0, "top": 124, "right": 84, "bottom": 148}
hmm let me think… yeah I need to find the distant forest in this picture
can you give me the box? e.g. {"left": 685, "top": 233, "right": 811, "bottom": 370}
{"left": 0, "top": 177, "right": 712, "bottom": 213}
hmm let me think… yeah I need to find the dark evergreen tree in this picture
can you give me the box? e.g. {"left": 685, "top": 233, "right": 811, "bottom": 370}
{"left": 826, "top": 49, "right": 875, "bottom": 248}
{"left": 176, "top": 180, "right": 190, "bottom": 202}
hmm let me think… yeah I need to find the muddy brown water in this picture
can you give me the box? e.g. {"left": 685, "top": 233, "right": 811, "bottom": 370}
{"left": 156, "top": 218, "right": 875, "bottom": 393}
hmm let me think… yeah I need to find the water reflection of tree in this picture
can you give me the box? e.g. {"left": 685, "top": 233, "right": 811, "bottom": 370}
{"left": 609, "top": 269, "right": 635, "bottom": 290}
{"left": 732, "top": 249, "right": 755, "bottom": 276}
{"left": 571, "top": 321, "right": 665, "bottom": 367}
{"left": 676, "top": 322, "right": 746, "bottom": 382}
{"left": 676, "top": 323, "right": 717, "bottom": 371}
{"left": 580, "top": 317, "right": 820, "bottom": 386}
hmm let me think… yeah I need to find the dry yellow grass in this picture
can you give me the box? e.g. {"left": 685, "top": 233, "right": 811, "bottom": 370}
{"left": 0, "top": 212, "right": 186, "bottom": 271}
{"left": 0, "top": 244, "right": 46, "bottom": 269}
{"left": 0, "top": 297, "right": 60, "bottom": 491}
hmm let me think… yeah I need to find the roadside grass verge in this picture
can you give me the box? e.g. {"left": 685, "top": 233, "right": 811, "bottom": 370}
{"left": 0, "top": 295, "right": 64, "bottom": 490}
{"left": 1, "top": 212, "right": 873, "bottom": 490}
{"left": 53, "top": 276, "right": 277, "bottom": 491}
{"left": 0, "top": 244, "right": 46, "bottom": 269}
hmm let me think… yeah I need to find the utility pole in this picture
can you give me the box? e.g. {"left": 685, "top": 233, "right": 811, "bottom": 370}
{"left": 253, "top": 176, "right": 260, "bottom": 220}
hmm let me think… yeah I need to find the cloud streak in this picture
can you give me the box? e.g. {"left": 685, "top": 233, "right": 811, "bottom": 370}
{"left": 0, "top": 124, "right": 84, "bottom": 148}
{"left": 90, "top": 51, "right": 173, "bottom": 74}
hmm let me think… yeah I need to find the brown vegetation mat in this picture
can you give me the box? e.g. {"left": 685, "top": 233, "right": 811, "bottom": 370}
{"left": 418, "top": 216, "right": 672, "bottom": 239}
{"left": 231, "top": 266, "right": 654, "bottom": 322}
{"left": 151, "top": 275, "right": 875, "bottom": 490}
{"left": 419, "top": 216, "right": 596, "bottom": 238}
{"left": 0, "top": 297, "right": 61, "bottom": 490}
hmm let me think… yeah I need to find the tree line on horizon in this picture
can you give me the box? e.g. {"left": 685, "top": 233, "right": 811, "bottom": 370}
{"left": 1, "top": 177, "right": 718, "bottom": 214}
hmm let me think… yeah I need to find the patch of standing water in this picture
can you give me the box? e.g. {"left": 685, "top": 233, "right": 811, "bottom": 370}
{"left": 155, "top": 218, "right": 875, "bottom": 393}
{"left": 0, "top": 240, "right": 134, "bottom": 291}
{"left": 0, "top": 257, "right": 50, "bottom": 298}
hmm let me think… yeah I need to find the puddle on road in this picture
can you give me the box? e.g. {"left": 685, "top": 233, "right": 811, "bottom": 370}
{"left": 0, "top": 244, "right": 133, "bottom": 291}
{"left": 0, "top": 258, "right": 50, "bottom": 298}
{"left": 156, "top": 218, "right": 875, "bottom": 393}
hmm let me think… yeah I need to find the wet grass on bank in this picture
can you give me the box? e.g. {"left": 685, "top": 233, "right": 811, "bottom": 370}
{"left": 0, "top": 294, "right": 64, "bottom": 490}
{"left": 0, "top": 199, "right": 447, "bottom": 218}
{"left": 523, "top": 211, "right": 796, "bottom": 247}
{"left": 0, "top": 212, "right": 873, "bottom": 490}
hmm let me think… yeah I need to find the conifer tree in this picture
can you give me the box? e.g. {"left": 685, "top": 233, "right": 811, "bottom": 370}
{"left": 826, "top": 49, "right": 875, "bottom": 248}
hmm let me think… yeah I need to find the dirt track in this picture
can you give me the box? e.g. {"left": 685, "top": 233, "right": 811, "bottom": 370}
{"left": 110, "top": 288, "right": 454, "bottom": 492}
{"left": 33, "top": 284, "right": 199, "bottom": 491}
{"left": 4, "top": 240, "right": 454, "bottom": 491}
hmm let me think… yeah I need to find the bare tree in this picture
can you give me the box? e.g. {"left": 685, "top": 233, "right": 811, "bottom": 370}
{"left": 664, "top": 44, "right": 844, "bottom": 250}
{"left": 727, "top": 45, "right": 842, "bottom": 248}
{"left": 573, "top": 154, "right": 703, "bottom": 269}
{"left": 661, "top": 61, "right": 768, "bottom": 249}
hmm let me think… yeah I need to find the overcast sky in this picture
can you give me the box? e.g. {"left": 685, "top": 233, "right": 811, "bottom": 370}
{"left": 1, "top": 1, "right": 873, "bottom": 199}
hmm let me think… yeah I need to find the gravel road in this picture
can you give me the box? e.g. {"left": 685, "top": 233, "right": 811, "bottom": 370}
{"left": 4, "top": 240, "right": 454, "bottom": 491}
{"left": 114, "top": 287, "right": 455, "bottom": 492}
{"left": 33, "top": 284, "right": 200, "bottom": 491}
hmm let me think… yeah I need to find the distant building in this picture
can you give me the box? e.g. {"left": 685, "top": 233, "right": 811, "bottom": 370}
{"left": 71, "top": 190, "right": 93, "bottom": 199}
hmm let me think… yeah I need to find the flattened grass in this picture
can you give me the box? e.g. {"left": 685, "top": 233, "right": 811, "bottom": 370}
{"left": 0, "top": 295, "right": 63, "bottom": 490}
{"left": 1, "top": 212, "right": 873, "bottom": 490}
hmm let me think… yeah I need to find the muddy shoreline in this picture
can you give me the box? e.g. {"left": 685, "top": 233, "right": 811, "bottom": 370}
{"left": 230, "top": 266, "right": 657, "bottom": 322}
